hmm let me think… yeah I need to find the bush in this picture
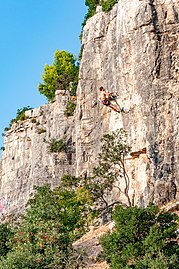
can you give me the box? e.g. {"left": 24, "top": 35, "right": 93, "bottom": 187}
{"left": 64, "top": 101, "right": 76, "bottom": 117}
{"left": 101, "top": 0, "right": 118, "bottom": 12}
{"left": 38, "top": 50, "right": 79, "bottom": 101}
{"left": 3, "top": 127, "right": 10, "bottom": 132}
{"left": 0, "top": 179, "right": 94, "bottom": 268}
{"left": 100, "top": 204, "right": 179, "bottom": 269}
{"left": 0, "top": 223, "right": 13, "bottom": 257}
{"left": 82, "top": 0, "right": 118, "bottom": 28}
{"left": 15, "top": 106, "right": 33, "bottom": 121}
{"left": 80, "top": 0, "right": 118, "bottom": 61}
{"left": 3, "top": 106, "right": 33, "bottom": 132}
{"left": 82, "top": 0, "right": 100, "bottom": 28}
{"left": 37, "top": 128, "right": 46, "bottom": 134}
{"left": 48, "top": 139, "right": 66, "bottom": 153}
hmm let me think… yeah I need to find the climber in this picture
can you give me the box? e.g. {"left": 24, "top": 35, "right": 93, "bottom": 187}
{"left": 65, "top": 89, "right": 70, "bottom": 100}
{"left": 99, "top": 86, "right": 124, "bottom": 113}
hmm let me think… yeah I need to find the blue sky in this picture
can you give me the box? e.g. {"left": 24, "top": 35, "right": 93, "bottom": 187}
{"left": 0, "top": 0, "right": 87, "bottom": 149}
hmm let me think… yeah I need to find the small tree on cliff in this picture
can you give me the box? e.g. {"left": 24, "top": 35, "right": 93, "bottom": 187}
{"left": 85, "top": 129, "right": 132, "bottom": 218}
{"left": 38, "top": 50, "right": 79, "bottom": 101}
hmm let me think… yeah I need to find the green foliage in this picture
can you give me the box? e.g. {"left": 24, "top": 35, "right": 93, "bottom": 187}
{"left": 101, "top": 0, "right": 118, "bottom": 12}
{"left": 48, "top": 139, "right": 66, "bottom": 153}
{"left": 78, "top": 44, "right": 84, "bottom": 61}
{"left": 31, "top": 118, "right": 37, "bottom": 123}
{"left": 82, "top": 0, "right": 118, "bottom": 28}
{"left": 85, "top": 129, "right": 132, "bottom": 212}
{"left": 0, "top": 250, "right": 41, "bottom": 269}
{"left": 38, "top": 50, "right": 79, "bottom": 101}
{"left": 64, "top": 101, "right": 76, "bottom": 117}
{"left": 3, "top": 106, "right": 33, "bottom": 132}
{"left": 60, "top": 174, "right": 80, "bottom": 189}
{"left": 0, "top": 179, "right": 93, "bottom": 268}
{"left": 38, "top": 65, "right": 58, "bottom": 101}
{"left": 37, "top": 128, "right": 46, "bottom": 134}
{"left": 100, "top": 204, "right": 179, "bottom": 269}
{"left": 82, "top": 0, "right": 100, "bottom": 28}
{"left": 15, "top": 106, "right": 33, "bottom": 122}
{"left": 0, "top": 247, "right": 84, "bottom": 269}
{"left": 36, "top": 121, "right": 40, "bottom": 126}
{"left": 3, "top": 127, "right": 10, "bottom": 132}
{"left": 59, "top": 175, "right": 94, "bottom": 237}
{"left": 0, "top": 223, "right": 13, "bottom": 257}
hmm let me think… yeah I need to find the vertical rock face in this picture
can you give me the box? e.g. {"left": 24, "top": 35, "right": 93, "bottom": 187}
{"left": 0, "top": 0, "right": 179, "bottom": 215}
{"left": 76, "top": 0, "right": 179, "bottom": 205}
{"left": 0, "top": 92, "right": 75, "bottom": 214}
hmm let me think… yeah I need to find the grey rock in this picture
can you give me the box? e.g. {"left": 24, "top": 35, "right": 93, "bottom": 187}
{"left": 0, "top": 0, "right": 179, "bottom": 216}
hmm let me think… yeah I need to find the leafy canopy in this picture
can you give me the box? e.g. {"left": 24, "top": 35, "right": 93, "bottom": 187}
{"left": 0, "top": 177, "right": 93, "bottom": 269}
{"left": 0, "top": 224, "right": 13, "bottom": 257}
{"left": 82, "top": 0, "right": 118, "bottom": 28}
{"left": 38, "top": 50, "right": 79, "bottom": 101}
{"left": 101, "top": 0, "right": 118, "bottom": 12}
{"left": 85, "top": 129, "right": 132, "bottom": 216}
{"left": 100, "top": 204, "right": 179, "bottom": 269}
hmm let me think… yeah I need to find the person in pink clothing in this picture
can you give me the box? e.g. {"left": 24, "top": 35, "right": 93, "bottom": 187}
{"left": 99, "top": 86, "right": 124, "bottom": 113}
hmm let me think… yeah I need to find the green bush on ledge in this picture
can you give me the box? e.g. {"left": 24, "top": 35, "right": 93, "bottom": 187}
{"left": 64, "top": 101, "right": 76, "bottom": 117}
{"left": 82, "top": 0, "right": 118, "bottom": 28}
{"left": 3, "top": 106, "right": 33, "bottom": 134}
{"left": 101, "top": 0, "right": 118, "bottom": 12}
{"left": 48, "top": 139, "right": 66, "bottom": 153}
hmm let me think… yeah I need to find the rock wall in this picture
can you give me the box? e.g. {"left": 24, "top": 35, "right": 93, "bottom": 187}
{"left": 0, "top": 92, "right": 75, "bottom": 214}
{"left": 76, "top": 0, "right": 179, "bottom": 205}
{"left": 0, "top": 0, "right": 179, "bottom": 215}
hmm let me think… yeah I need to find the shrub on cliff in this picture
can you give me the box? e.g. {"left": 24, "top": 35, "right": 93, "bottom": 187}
{"left": 48, "top": 138, "right": 66, "bottom": 153}
{"left": 3, "top": 106, "right": 33, "bottom": 132}
{"left": 14, "top": 106, "right": 33, "bottom": 121}
{"left": 82, "top": 0, "right": 100, "bottom": 28}
{"left": 100, "top": 204, "right": 179, "bottom": 269}
{"left": 38, "top": 50, "right": 79, "bottom": 101}
{"left": 101, "top": 0, "right": 118, "bottom": 12}
{"left": 82, "top": 0, "right": 118, "bottom": 28}
{"left": 64, "top": 100, "right": 76, "bottom": 117}
{"left": 84, "top": 129, "right": 132, "bottom": 221}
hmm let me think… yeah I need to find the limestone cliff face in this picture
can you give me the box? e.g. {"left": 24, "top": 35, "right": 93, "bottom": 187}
{"left": 0, "top": 92, "right": 75, "bottom": 214}
{"left": 76, "top": 0, "right": 179, "bottom": 206}
{"left": 0, "top": 0, "right": 179, "bottom": 215}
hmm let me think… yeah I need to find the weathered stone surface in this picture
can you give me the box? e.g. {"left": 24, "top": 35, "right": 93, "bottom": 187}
{"left": 0, "top": 0, "right": 179, "bottom": 215}
{"left": 73, "top": 222, "right": 113, "bottom": 269}
{"left": 76, "top": 0, "right": 179, "bottom": 206}
{"left": 0, "top": 91, "right": 75, "bottom": 214}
